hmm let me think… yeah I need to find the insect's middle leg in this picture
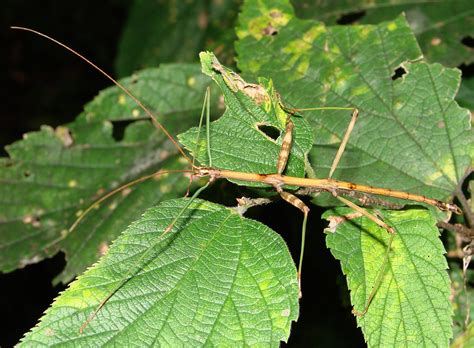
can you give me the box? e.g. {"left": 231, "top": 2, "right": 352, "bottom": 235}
{"left": 327, "top": 108, "right": 397, "bottom": 316}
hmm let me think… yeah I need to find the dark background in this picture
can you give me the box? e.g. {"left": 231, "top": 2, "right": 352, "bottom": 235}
{"left": 1, "top": 1, "right": 132, "bottom": 346}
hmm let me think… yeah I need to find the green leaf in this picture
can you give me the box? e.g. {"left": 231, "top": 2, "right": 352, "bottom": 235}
{"left": 0, "top": 64, "right": 211, "bottom": 281}
{"left": 236, "top": 2, "right": 472, "bottom": 206}
{"left": 179, "top": 52, "right": 314, "bottom": 187}
{"left": 115, "top": 0, "right": 240, "bottom": 77}
{"left": 293, "top": 0, "right": 474, "bottom": 67}
{"left": 19, "top": 199, "right": 299, "bottom": 346}
{"left": 470, "top": 180, "right": 474, "bottom": 212}
{"left": 450, "top": 262, "right": 474, "bottom": 341}
{"left": 452, "top": 322, "right": 474, "bottom": 348}
{"left": 457, "top": 77, "right": 474, "bottom": 111}
{"left": 233, "top": 1, "right": 471, "bottom": 344}
{"left": 325, "top": 208, "right": 452, "bottom": 346}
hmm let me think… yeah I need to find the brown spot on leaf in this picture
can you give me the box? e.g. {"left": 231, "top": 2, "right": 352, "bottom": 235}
{"left": 99, "top": 242, "right": 109, "bottom": 256}
{"left": 262, "top": 23, "right": 278, "bottom": 36}
{"left": 23, "top": 214, "right": 41, "bottom": 227}
{"left": 269, "top": 9, "right": 282, "bottom": 18}
{"left": 22, "top": 215, "right": 33, "bottom": 224}
{"left": 431, "top": 37, "right": 442, "bottom": 46}
{"left": 121, "top": 187, "right": 132, "bottom": 197}
{"left": 108, "top": 201, "right": 118, "bottom": 210}
{"left": 55, "top": 126, "right": 74, "bottom": 147}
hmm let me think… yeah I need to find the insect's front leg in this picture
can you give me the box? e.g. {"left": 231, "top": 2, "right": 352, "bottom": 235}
{"left": 276, "top": 118, "right": 294, "bottom": 175}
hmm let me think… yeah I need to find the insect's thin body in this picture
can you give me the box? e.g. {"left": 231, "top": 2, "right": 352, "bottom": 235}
{"left": 197, "top": 167, "right": 460, "bottom": 214}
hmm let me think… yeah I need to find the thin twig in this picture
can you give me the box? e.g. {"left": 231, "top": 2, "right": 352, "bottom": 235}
{"left": 455, "top": 187, "right": 474, "bottom": 228}
{"left": 437, "top": 221, "right": 474, "bottom": 238}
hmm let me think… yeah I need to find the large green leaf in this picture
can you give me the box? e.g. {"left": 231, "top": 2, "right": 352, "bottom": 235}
{"left": 292, "top": 0, "right": 474, "bottom": 67}
{"left": 457, "top": 77, "right": 474, "bottom": 110}
{"left": 115, "top": 0, "right": 241, "bottom": 77}
{"left": 452, "top": 322, "right": 474, "bottom": 348}
{"left": 231, "top": 0, "right": 472, "bottom": 344}
{"left": 179, "top": 52, "right": 314, "bottom": 187}
{"left": 325, "top": 208, "right": 452, "bottom": 346}
{"left": 236, "top": 2, "right": 472, "bottom": 206}
{"left": 19, "top": 199, "right": 299, "bottom": 346}
{"left": 0, "top": 64, "right": 211, "bottom": 281}
{"left": 449, "top": 262, "right": 474, "bottom": 343}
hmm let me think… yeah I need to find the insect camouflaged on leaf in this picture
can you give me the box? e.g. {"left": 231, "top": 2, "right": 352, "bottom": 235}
{"left": 11, "top": 28, "right": 462, "bottom": 342}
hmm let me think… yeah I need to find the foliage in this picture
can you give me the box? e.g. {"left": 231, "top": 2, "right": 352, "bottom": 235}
{"left": 0, "top": 65, "right": 212, "bottom": 282}
{"left": 3, "top": 0, "right": 473, "bottom": 346}
{"left": 18, "top": 199, "right": 299, "bottom": 346}
{"left": 115, "top": 0, "right": 241, "bottom": 77}
{"left": 236, "top": 7, "right": 471, "bottom": 206}
{"left": 325, "top": 208, "right": 451, "bottom": 346}
{"left": 292, "top": 0, "right": 474, "bottom": 67}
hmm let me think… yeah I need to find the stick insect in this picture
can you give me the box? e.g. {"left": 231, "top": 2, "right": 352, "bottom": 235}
{"left": 11, "top": 27, "right": 461, "bottom": 341}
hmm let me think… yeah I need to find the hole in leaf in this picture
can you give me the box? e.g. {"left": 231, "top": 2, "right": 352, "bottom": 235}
{"left": 336, "top": 11, "right": 365, "bottom": 25}
{"left": 459, "top": 63, "right": 474, "bottom": 78}
{"left": 111, "top": 120, "right": 135, "bottom": 141}
{"left": 23, "top": 170, "right": 31, "bottom": 177}
{"left": 257, "top": 124, "right": 280, "bottom": 140}
{"left": 461, "top": 171, "right": 474, "bottom": 198}
{"left": 391, "top": 67, "right": 406, "bottom": 80}
{"left": 461, "top": 36, "right": 474, "bottom": 48}
{"left": 131, "top": 74, "right": 139, "bottom": 84}
{"left": 262, "top": 23, "right": 278, "bottom": 36}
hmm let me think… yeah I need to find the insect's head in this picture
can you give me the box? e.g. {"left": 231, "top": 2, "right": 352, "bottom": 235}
{"left": 194, "top": 166, "right": 216, "bottom": 178}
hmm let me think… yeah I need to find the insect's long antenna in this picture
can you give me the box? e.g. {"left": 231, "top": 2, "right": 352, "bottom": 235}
{"left": 352, "top": 227, "right": 396, "bottom": 316}
{"left": 192, "top": 88, "right": 210, "bottom": 169}
{"left": 184, "top": 87, "right": 210, "bottom": 197}
{"left": 292, "top": 106, "right": 354, "bottom": 112}
{"left": 205, "top": 86, "right": 212, "bottom": 167}
{"left": 80, "top": 180, "right": 210, "bottom": 334}
{"left": 69, "top": 169, "right": 193, "bottom": 233}
{"left": 80, "top": 81, "right": 215, "bottom": 334}
{"left": 11, "top": 26, "right": 193, "bottom": 165}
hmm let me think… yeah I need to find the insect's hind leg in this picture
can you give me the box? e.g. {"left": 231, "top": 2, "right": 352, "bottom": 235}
{"left": 274, "top": 107, "right": 359, "bottom": 299}
{"left": 272, "top": 113, "right": 309, "bottom": 297}
{"left": 278, "top": 189, "right": 309, "bottom": 298}
{"left": 327, "top": 108, "right": 396, "bottom": 316}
